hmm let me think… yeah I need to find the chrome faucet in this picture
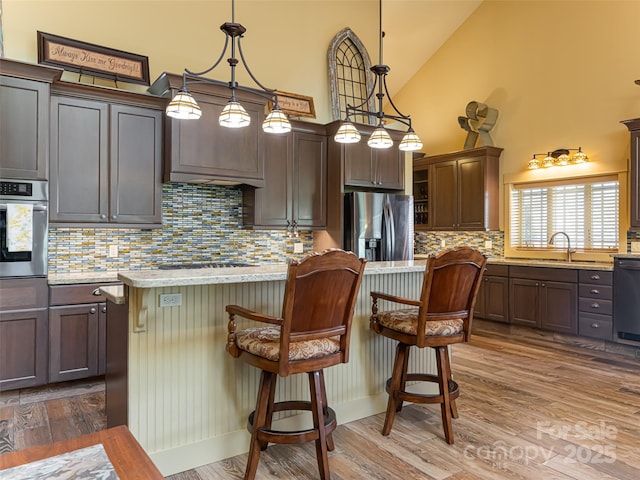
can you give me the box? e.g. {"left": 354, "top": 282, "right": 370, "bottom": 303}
{"left": 548, "top": 231, "right": 575, "bottom": 262}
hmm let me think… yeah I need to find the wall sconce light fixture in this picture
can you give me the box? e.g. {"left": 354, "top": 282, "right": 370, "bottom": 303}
{"left": 528, "top": 147, "right": 589, "bottom": 170}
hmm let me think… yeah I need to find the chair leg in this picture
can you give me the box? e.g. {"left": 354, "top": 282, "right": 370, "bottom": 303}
{"left": 244, "top": 370, "right": 276, "bottom": 480}
{"left": 442, "top": 347, "right": 459, "bottom": 419}
{"left": 309, "top": 370, "right": 331, "bottom": 480}
{"left": 382, "top": 343, "right": 410, "bottom": 436}
{"left": 317, "top": 370, "right": 335, "bottom": 452}
{"left": 435, "top": 346, "right": 454, "bottom": 445}
{"left": 260, "top": 373, "right": 278, "bottom": 450}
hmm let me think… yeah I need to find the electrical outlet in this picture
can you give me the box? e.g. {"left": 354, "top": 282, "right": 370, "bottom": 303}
{"left": 108, "top": 245, "right": 118, "bottom": 257}
{"left": 631, "top": 242, "right": 640, "bottom": 253}
{"left": 484, "top": 240, "right": 493, "bottom": 249}
{"left": 440, "top": 239, "right": 446, "bottom": 248}
{"left": 293, "top": 242, "right": 304, "bottom": 254}
{"left": 159, "top": 293, "right": 182, "bottom": 307}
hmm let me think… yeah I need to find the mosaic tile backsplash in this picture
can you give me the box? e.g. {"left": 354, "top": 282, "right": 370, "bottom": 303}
{"left": 48, "top": 183, "right": 313, "bottom": 274}
{"left": 48, "top": 182, "right": 509, "bottom": 274}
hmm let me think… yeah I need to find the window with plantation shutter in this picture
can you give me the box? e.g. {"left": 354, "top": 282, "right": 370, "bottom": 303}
{"left": 510, "top": 177, "right": 618, "bottom": 251}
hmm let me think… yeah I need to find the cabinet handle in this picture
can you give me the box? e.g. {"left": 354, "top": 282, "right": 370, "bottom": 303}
{"left": 591, "top": 323, "right": 600, "bottom": 329}
{"left": 590, "top": 274, "right": 600, "bottom": 280}
{"left": 90, "top": 307, "right": 96, "bottom": 314}
{"left": 590, "top": 289, "right": 600, "bottom": 295}
{"left": 92, "top": 288, "right": 102, "bottom": 296}
{"left": 591, "top": 303, "right": 600, "bottom": 309}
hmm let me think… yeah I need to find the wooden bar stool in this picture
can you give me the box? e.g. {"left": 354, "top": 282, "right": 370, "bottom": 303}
{"left": 226, "top": 249, "right": 366, "bottom": 480}
{"left": 370, "top": 247, "right": 486, "bottom": 444}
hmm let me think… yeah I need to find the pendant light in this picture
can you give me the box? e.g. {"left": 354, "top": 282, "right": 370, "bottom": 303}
{"left": 166, "top": 0, "right": 291, "bottom": 134}
{"left": 334, "top": 0, "right": 422, "bottom": 151}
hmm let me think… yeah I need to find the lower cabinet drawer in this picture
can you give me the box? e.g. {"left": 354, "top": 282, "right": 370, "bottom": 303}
{"left": 578, "top": 297, "right": 612, "bottom": 316}
{"left": 578, "top": 312, "right": 613, "bottom": 340}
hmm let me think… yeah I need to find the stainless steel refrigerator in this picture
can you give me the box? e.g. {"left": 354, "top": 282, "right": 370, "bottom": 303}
{"left": 344, "top": 192, "right": 414, "bottom": 261}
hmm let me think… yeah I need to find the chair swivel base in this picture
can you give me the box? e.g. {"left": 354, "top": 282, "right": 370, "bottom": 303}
{"left": 247, "top": 400, "right": 337, "bottom": 446}
{"left": 386, "top": 373, "right": 460, "bottom": 405}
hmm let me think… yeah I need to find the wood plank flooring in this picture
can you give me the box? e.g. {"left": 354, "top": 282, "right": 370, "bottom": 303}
{"left": 1, "top": 322, "right": 638, "bottom": 479}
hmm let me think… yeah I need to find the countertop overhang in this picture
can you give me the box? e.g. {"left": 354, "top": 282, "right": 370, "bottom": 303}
{"left": 114, "top": 260, "right": 429, "bottom": 289}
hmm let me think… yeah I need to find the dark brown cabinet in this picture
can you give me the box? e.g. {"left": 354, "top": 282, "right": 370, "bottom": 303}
{"left": 149, "top": 73, "right": 266, "bottom": 187}
{"left": 578, "top": 270, "right": 613, "bottom": 340}
{"left": 0, "top": 278, "right": 49, "bottom": 391}
{"left": 50, "top": 92, "right": 163, "bottom": 226}
{"left": 326, "top": 121, "right": 405, "bottom": 191}
{"left": 413, "top": 146, "right": 501, "bottom": 231}
{"left": 48, "top": 283, "right": 117, "bottom": 383}
{"left": 474, "top": 264, "right": 509, "bottom": 323}
{"left": 243, "top": 121, "right": 327, "bottom": 230}
{"left": 509, "top": 266, "right": 578, "bottom": 335}
{"left": 0, "top": 59, "right": 61, "bottom": 180}
{"left": 622, "top": 118, "right": 640, "bottom": 228}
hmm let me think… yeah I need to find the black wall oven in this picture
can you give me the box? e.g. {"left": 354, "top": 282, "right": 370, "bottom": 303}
{"left": 0, "top": 179, "right": 48, "bottom": 278}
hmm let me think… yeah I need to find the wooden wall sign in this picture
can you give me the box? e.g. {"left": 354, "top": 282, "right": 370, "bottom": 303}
{"left": 37, "top": 31, "right": 150, "bottom": 85}
{"left": 272, "top": 90, "right": 316, "bottom": 118}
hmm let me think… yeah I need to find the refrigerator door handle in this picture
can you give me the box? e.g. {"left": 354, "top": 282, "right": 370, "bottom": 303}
{"left": 382, "top": 199, "right": 395, "bottom": 261}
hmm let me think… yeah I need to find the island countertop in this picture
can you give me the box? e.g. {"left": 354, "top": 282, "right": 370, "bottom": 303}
{"left": 115, "top": 259, "right": 429, "bottom": 288}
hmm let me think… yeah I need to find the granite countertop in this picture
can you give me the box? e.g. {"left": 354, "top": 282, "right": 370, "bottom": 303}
{"left": 415, "top": 254, "right": 615, "bottom": 271}
{"left": 48, "top": 270, "right": 126, "bottom": 285}
{"left": 114, "top": 260, "right": 428, "bottom": 289}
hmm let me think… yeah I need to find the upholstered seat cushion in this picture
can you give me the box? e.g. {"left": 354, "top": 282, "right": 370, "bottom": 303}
{"left": 235, "top": 326, "right": 340, "bottom": 361}
{"left": 376, "top": 308, "right": 464, "bottom": 336}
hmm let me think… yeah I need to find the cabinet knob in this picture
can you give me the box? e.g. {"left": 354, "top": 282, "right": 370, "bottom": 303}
{"left": 92, "top": 288, "right": 102, "bottom": 296}
{"left": 591, "top": 323, "right": 600, "bottom": 329}
{"left": 89, "top": 307, "right": 96, "bottom": 314}
{"left": 102, "top": 306, "right": 107, "bottom": 313}
{"left": 541, "top": 283, "right": 545, "bottom": 287}
{"left": 111, "top": 215, "right": 117, "bottom": 220}
{"left": 100, "top": 214, "right": 107, "bottom": 220}
{"left": 590, "top": 289, "right": 600, "bottom": 295}
{"left": 591, "top": 303, "right": 600, "bottom": 309}
{"left": 590, "top": 274, "right": 600, "bottom": 280}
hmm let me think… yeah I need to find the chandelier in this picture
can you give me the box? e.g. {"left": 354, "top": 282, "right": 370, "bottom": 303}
{"left": 334, "top": 0, "right": 422, "bottom": 151}
{"left": 165, "top": 0, "right": 291, "bottom": 134}
{"left": 527, "top": 147, "right": 589, "bottom": 170}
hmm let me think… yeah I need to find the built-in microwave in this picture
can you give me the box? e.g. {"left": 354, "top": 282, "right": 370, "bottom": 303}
{"left": 0, "top": 179, "right": 48, "bottom": 278}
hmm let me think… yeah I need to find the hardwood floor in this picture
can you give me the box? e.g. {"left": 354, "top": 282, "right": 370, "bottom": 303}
{"left": 1, "top": 323, "right": 639, "bottom": 479}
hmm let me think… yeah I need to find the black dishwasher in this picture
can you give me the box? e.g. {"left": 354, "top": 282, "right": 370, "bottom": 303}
{"left": 613, "top": 257, "right": 640, "bottom": 344}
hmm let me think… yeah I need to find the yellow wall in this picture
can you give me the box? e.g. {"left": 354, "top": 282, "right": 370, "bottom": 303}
{"left": 395, "top": 0, "right": 638, "bottom": 179}
{"left": 2, "top": 0, "right": 379, "bottom": 123}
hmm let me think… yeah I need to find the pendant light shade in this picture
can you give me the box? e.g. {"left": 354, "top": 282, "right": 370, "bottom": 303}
{"left": 527, "top": 147, "right": 589, "bottom": 170}
{"left": 333, "top": 121, "right": 362, "bottom": 143}
{"left": 166, "top": 90, "right": 202, "bottom": 119}
{"left": 367, "top": 126, "right": 393, "bottom": 149}
{"left": 219, "top": 100, "right": 251, "bottom": 128}
{"left": 398, "top": 129, "right": 423, "bottom": 152}
{"left": 262, "top": 107, "right": 292, "bottom": 134}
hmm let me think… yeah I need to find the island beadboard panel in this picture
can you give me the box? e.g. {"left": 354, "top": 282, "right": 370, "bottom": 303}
{"left": 124, "top": 270, "right": 435, "bottom": 476}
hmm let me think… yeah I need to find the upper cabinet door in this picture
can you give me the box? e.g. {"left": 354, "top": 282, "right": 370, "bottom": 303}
{"left": 457, "top": 157, "right": 484, "bottom": 230}
{"left": 430, "top": 160, "right": 457, "bottom": 230}
{"left": 343, "top": 141, "right": 375, "bottom": 187}
{"left": 293, "top": 131, "right": 327, "bottom": 228}
{"left": 109, "top": 104, "right": 163, "bottom": 224}
{"left": 374, "top": 146, "right": 404, "bottom": 190}
{"left": 50, "top": 96, "right": 109, "bottom": 223}
{"left": 0, "top": 77, "right": 50, "bottom": 180}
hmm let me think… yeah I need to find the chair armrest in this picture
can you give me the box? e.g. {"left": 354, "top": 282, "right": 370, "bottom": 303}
{"left": 370, "top": 291, "right": 421, "bottom": 307}
{"left": 226, "top": 304, "right": 283, "bottom": 325}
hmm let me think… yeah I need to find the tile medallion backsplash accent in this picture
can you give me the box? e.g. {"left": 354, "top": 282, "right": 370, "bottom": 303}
{"left": 48, "top": 183, "right": 312, "bottom": 274}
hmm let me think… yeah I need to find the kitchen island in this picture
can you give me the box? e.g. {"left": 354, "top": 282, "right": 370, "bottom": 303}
{"left": 104, "top": 260, "right": 434, "bottom": 476}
